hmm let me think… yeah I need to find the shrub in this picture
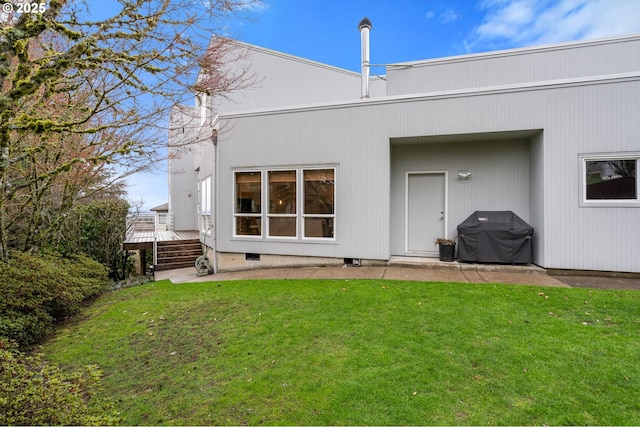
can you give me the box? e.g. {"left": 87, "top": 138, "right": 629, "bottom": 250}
{"left": 0, "top": 252, "right": 110, "bottom": 347}
{"left": 0, "top": 342, "right": 121, "bottom": 425}
{"left": 57, "top": 198, "right": 134, "bottom": 280}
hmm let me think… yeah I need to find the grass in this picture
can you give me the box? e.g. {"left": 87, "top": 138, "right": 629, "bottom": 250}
{"left": 41, "top": 278, "right": 640, "bottom": 425}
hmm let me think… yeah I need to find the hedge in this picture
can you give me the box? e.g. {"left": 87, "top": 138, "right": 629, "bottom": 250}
{"left": 0, "top": 251, "right": 110, "bottom": 347}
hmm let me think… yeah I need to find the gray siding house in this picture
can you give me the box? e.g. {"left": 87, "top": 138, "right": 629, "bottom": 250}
{"left": 169, "top": 27, "right": 640, "bottom": 274}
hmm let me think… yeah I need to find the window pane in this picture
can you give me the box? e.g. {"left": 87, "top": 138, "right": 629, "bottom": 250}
{"left": 304, "top": 169, "right": 334, "bottom": 214}
{"left": 236, "top": 172, "right": 261, "bottom": 213}
{"left": 236, "top": 216, "right": 261, "bottom": 236}
{"left": 269, "top": 170, "right": 296, "bottom": 214}
{"left": 304, "top": 217, "right": 334, "bottom": 238}
{"left": 269, "top": 217, "right": 296, "bottom": 237}
{"left": 586, "top": 160, "right": 637, "bottom": 200}
{"left": 201, "top": 177, "right": 211, "bottom": 214}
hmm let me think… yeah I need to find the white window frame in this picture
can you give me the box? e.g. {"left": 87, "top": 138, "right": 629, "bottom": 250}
{"left": 267, "top": 169, "right": 298, "bottom": 239}
{"left": 232, "top": 166, "right": 337, "bottom": 241}
{"left": 233, "top": 170, "right": 263, "bottom": 238}
{"left": 302, "top": 168, "right": 336, "bottom": 241}
{"left": 579, "top": 152, "right": 640, "bottom": 207}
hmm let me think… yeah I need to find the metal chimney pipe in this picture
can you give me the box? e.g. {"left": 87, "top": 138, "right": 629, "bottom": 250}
{"left": 358, "top": 17, "right": 372, "bottom": 99}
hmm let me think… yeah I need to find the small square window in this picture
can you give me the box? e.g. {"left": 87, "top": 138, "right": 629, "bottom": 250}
{"left": 580, "top": 154, "right": 639, "bottom": 207}
{"left": 585, "top": 160, "right": 636, "bottom": 200}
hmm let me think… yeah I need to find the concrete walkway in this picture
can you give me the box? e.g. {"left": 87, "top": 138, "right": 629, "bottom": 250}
{"left": 155, "top": 259, "right": 569, "bottom": 288}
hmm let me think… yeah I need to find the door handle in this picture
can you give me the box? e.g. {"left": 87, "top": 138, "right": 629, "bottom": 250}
{"left": 440, "top": 211, "right": 444, "bottom": 220}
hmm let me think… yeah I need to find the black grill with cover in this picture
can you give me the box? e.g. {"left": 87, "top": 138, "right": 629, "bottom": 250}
{"left": 457, "top": 211, "right": 534, "bottom": 264}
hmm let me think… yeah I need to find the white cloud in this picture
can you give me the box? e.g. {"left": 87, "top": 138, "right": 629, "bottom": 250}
{"left": 466, "top": 0, "right": 640, "bottom": 52}
{"left": 475, "top": 0, "right": 537, "bottom": 40}
{"left": 439, "top": 8, "right": 460, "bottom": 23}
{"left": 424, "top": 7, "right": 460, "bottom": 24}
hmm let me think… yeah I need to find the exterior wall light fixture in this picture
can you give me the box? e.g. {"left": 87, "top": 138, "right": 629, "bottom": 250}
{"left": 458, "top": 170, "right": 472, "bottom": 181}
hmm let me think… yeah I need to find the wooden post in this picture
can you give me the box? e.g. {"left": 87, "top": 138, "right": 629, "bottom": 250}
{"left": 139, "top": 249, "right": 147, "bottom": 275}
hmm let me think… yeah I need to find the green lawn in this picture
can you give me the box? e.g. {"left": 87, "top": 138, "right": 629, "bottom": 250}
{"left": 42, "top": 279, "right": 640, "bottom": 425}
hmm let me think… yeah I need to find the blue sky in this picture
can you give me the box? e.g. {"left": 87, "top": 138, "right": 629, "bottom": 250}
{"left": 128, "top": 0, "right": 640, "bottom": 210}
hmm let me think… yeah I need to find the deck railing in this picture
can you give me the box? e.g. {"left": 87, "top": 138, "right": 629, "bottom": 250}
{"left": 125, "top": 213, "right": 174, "bottom": 240}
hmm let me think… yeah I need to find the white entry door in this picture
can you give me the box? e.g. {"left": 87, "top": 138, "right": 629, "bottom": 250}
{"left": 406, "top": 172, "right": 446, "bottom": 256}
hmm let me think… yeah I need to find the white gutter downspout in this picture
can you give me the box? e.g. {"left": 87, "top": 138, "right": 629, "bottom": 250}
{"left": 211, "top": 116, "right": 220, "bottom": 274}
{"left": 358, "top": 17, "right": 372, "bottom": 99}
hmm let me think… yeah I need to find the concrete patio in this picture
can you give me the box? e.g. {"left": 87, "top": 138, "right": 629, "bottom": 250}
{"left": 155, "top": 258, "right": 569, "bottom": 288}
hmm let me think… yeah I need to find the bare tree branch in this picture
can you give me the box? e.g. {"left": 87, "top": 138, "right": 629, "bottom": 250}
{"left": 0, "top": 0, "right": 260, "bottom": 259}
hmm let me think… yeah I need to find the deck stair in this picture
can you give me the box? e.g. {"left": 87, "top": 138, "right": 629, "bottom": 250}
{"left": 155, "top": 239, "right": 202, "bottom": 271}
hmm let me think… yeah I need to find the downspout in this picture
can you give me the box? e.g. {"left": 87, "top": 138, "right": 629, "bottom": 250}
{"left": 358, "top": 17, "right": 372, "bottom": 99}
{"left": 211, "top": 116, "right": 220, "bottom": 273}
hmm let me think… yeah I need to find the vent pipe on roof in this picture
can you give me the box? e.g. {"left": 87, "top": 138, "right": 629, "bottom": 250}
{"left": 358, "top": 17, "right": 372, "bottom": 99}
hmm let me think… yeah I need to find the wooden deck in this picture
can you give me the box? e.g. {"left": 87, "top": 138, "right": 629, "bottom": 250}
{"left": 123, "top": 230, "right": 200, "bottom": 250}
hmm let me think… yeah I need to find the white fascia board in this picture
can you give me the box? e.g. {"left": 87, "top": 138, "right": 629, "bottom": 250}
{"left": 211, "top": 114, "right": 221, "bottom": 129}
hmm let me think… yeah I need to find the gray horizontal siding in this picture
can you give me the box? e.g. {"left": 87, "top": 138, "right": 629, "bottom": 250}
{"left": 388, "top": 35, "right": 640, "bottom": 96}
{"left": 216, "top": 107, "right": 390, "bottom": 261}
{"left": 168, "top": 106, "right": 199, "bottom": 231}
{"left": 216, "top": 74, "right": 640, "bottom": 272}
{"left": 214, "top": 45, "right": 362, "bottom": 114}
{"left": 390, "top": 139, "right": 531, "bottom": 256}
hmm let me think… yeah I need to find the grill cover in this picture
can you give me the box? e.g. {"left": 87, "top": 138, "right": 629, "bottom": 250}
{"left": 457, "top": 211, "right": 534, "bottom": 263}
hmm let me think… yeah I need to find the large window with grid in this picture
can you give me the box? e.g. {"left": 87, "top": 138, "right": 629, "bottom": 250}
{"left": 233, "top": 167, "right": 336, "bottom": 239}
